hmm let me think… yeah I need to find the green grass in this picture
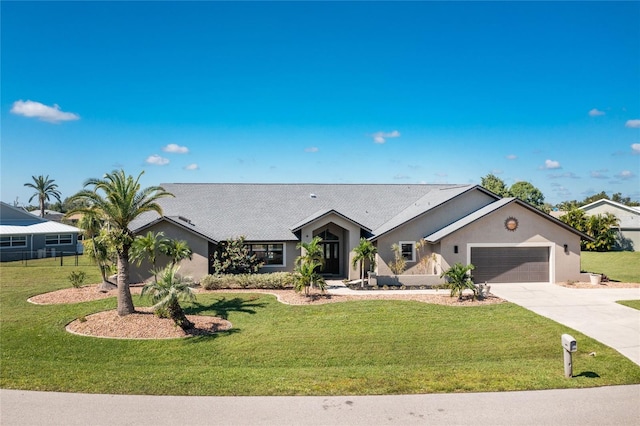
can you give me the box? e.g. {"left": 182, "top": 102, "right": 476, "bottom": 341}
{"left": 581, "top": 251, "right": 640, "bottom": 283}
{"left": 617, "top": 300, "right": 640, "bottom": 310}
{"left": 1, "top": 256, "right": 640, "bottom": 396}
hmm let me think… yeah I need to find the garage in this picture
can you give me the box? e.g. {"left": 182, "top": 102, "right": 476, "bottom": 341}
{"left": 471, "top": 246, "right": 550, "bottom": 283}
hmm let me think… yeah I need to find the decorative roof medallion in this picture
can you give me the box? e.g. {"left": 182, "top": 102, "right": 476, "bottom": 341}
{"left": 505, "top": 216, "right": 518, "bottom": 232}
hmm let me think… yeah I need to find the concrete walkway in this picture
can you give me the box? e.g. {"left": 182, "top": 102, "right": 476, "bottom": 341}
{"left": 489, "top": 283, "right": 640, "bottom": 366}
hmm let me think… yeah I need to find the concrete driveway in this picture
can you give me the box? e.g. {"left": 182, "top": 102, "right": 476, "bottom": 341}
{"left": 489, "top": 283, "right": 640, "bottom": 366}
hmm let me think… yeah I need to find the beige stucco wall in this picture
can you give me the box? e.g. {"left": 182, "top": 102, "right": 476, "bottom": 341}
{"left": 438, "top": 203, "right": 582, "bottom": 282}
{"left": 375, "top": 189, "right": 495, "bottom": 276}
{"left": 298, "top": 213, "right": 362, "bottom": 280}
{"left": 130, "top": 221, "right": 211, "bottom": 283}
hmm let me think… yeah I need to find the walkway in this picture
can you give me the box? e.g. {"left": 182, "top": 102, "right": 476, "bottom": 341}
{"left": 489, "top": 283, "right": 640, "bottom": 366}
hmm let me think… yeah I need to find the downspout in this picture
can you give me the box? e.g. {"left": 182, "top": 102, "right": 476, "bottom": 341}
{"left": 30, "top": 234, "right": 34, "bottom": 259}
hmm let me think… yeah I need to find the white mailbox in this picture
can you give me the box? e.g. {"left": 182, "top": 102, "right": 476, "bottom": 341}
{"left": 561, "top": 334, "right": 577, "bottom": 353}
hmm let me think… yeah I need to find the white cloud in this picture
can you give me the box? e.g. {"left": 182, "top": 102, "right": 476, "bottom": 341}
{"left": 632, "top": 143, "right": 640, "bottom": 154}
{"left": 625, "top": 119, "right": 640, "bottom": 128}
{"left": 10, "top": 100, "right": 79, "bottom": 123}
{"left": 505, "top": 154, "right": 517, "bottom": 160}
{"left": 162, "top": 143, "right": 189, "bottom": 154}
{"left": 590, "top": 170, "right": 609, "bottom": 179}
{"left": 372, "top": 130, "right": 400, "bottom": 144}
{"left": 549, "top": 172, "right": 579, "bottom": 179}
{"left": 184, "top": 163, "right": 199, "bottom": 170}
{"left": 146, "top": 154, "right": 169, "bottom": 166}
{"left": 617, "top": 170, "right": 635, "bottom": 180}
{"left": 541, "top": 159, "right": 561, "bottom": 169}
{"left": 588, "top": 108, "right": 605, "bottom": 117}
{"left": 305, "top": 147, "right": 319, "bottom": 153}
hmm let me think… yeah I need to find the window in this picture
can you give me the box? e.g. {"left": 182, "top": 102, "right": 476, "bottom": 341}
{"left": 248, "top": 243, "right": 285, "bottom": 266}
{"left": 399, "top": 241, "right": 415, "bottom": 262}
{"left": 45, "top": 234, "right": 73, "bottom": 246}
{"left": 0, "top": 236, "right": 27, "bottom": 248}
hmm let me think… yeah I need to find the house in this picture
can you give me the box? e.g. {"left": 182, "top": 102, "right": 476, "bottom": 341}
{"left": 128, "top": 183, "right": 592, "bottom": 285}
{"left": 580, "top": 199, "right": 640, "bottom": 251}
{"left": 29, "top": 209, "right": 66, "bottom": 223}
{"left": 0, "top": 202, "right": 82, "bottom": 262}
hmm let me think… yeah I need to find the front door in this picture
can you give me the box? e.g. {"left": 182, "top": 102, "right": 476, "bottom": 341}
{"left": 322, "top": 242, "right": 340, "bottom": 275}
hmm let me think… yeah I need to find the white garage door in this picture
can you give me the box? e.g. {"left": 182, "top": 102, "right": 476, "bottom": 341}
{"left": 471, "top": 247, "right": 550, "bottom": 283}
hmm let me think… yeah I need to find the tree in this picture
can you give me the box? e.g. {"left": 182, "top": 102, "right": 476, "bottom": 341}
{"left": 141, "top": 265, "right": 196, "bottom": 330}
{"left": 68, "top": 170, "right": 173, "bottom": 316}
{"left": 294, "top": 259, "right": 326, "bottom": 296}
{"left": 509, "top": 181, "right": 545, "bottom": 210}
{"left": 440, "top": 263, "right": 477, "bottom": 301}
{"left": 351, "top": 238, "right": 377, "bottom": 286}
{"left": 84, "top": 229, "right": 117, "bottom": 290}
{"left": 559, "top": 209, "right": 620, "bottom": 251}
{"left": 480, "top": 173, "right": 510, "bottom": 197}
{"left": 296, "top": 236, "right": 324, "bottom": 270}
{"left": 212, "top": 236, "right": 263, "bottom": 274}
{"left": 24, "top": 175, "right": 62, "bottom": 218}
{"left": 160, "top": 238, "right": 193, "bottom": 267}
{"left": 130, "top": 231, "right": 168, "bottom": 281}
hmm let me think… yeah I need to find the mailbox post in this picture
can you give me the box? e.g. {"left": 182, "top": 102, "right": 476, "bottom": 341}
{"left": 561, "top": 334, "right": 577, "bottom": 378}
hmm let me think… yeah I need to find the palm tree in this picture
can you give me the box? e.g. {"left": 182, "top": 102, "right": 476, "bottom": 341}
{"left": 296, "top": 236, "right": 324, "bottom": 269}
{"left": 440, "top": 263, "right": 476, "bottom": 301}
{"left": 160, "top": 238, "right": 193, "bottom": 267}
{"left": 141, "top": 265, "right": 196, "bottom": 330}
{"left": 130, "top": 231, "right": 167, "bottom": 281}
{"left": 24, "top": 175, "right": 62, "bottom": 218}
{"left": 68, "top": 169, "right": 173, "bottom": 316}
{"left": 351, "top": 238, "right": 377, "bottom": 287}
{"left": 294, "top": 259, "right": 326, "bottom": 297}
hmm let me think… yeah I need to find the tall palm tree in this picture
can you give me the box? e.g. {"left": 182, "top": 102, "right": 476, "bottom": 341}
{"left": 68, "top": 170, "right": 173, "bottom": 316}
{"left": 24, "top": 175, "right": 62, "bottom": 218}
{"left": 351, "top": 238, "right": 377, "bottom": 286}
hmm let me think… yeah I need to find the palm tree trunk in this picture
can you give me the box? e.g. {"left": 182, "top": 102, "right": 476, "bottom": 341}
{"left": 116, "top": 247, "right": 135, "bottom": 316}
{"left": 168, "top": 300, "right": 193, "bottom": 330}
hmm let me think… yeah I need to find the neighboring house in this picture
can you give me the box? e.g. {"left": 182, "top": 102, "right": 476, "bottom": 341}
{"left": 580, "top": 199, "right": 640, "bottom": 251}
{"left": 129, "top": 183, "right": 591, "bottom": 285}
{"left": 29, "top": 209, "right": 65, "bottom": 223}
{"left": 0, "top": 202, "right": 82, "bottom": 262}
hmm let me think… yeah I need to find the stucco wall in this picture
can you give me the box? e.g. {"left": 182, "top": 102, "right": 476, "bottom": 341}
{"left": 375, "top": 189, "right": 495, "bottom": 276}
{"left": 438, "top": 203, "right": 582, "bottom": 282}
{"left": 130, "top": 222, "right": 211, "bottom": 283}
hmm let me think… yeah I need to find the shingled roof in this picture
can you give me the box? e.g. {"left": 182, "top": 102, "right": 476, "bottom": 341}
{"left": 130, "top": 183, "right": 477, "bottom": 242}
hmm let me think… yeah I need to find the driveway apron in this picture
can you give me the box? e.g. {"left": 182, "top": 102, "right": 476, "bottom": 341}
{"left": 490, "top": 283, "right": 640, "bottom": 366}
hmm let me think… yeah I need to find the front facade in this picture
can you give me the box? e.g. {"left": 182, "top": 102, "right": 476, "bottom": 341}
{"left": 580, "top": 199, "right": 640, "bottom": 251}
{"left": 129, "top": 183, "right": 590, "bottom": 285}
{"left": 0, "top": 202, "right": 81, "bottom": 262}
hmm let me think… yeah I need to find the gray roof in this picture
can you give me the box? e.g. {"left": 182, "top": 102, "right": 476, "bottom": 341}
{"left": 130, "top": 183, "right": 476, "bottom": 242}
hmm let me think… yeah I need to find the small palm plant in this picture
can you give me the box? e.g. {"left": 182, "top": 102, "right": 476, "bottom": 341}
{"left": 352, "top": 238, "right": 377, "bottom": 287}
{"left": 294, "top": 259, "right": 326, "bottom": 297}
{"left": 440, "top": 263, "right": 477, "bottom": 301}
{"left": 160, "top": 238, "right": 193, "bottom": 267}
{"left": 141, "top": 265, "right": 196, "bottom": 330}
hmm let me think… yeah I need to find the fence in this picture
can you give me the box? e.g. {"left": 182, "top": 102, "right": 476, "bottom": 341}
{"left": 0, "top": 250, "right": 83, "bottom": 267}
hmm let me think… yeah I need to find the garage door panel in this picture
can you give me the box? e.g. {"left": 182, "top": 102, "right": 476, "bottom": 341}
{"left": 471, "top": 247, "right": 549, "bottom": 283}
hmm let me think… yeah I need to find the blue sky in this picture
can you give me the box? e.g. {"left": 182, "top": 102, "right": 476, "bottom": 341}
{"left": 2, "top": 1, "right": 639, "bottom": 206}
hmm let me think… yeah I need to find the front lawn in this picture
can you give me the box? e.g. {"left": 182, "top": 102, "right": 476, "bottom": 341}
{"left": 617, "top": 300, "right": 640, "bottom": 311}
{"left": 1, "top": 257, "right": 639, "bottom": 395}
{"left": 581, "top": 251, "right": 640, "bottom": 283}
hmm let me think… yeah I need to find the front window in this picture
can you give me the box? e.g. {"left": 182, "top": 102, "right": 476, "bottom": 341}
{"left": 0, "top": 236, "right": 27, "bottom": 248}
{"left": 248, "top": 243, "right": 285, "bottom": 266}
{"left": 45, "top": 234, "right": 73, "bottom": 246}
{"left": 399, "top": 241, "right": 415, "bottom": 262}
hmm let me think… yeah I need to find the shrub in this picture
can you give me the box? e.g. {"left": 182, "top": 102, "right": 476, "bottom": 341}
{"left": 212, "top": 236, "right": 264, "bottom": 274}
{"left": 68, "top": 270, "right": 87, "bottom": 288}
{"left": 201, "top": 272, "right": 295, "bottom": 290}
{"left": 389, "top": 243, "right": 407, "bottom": 275}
